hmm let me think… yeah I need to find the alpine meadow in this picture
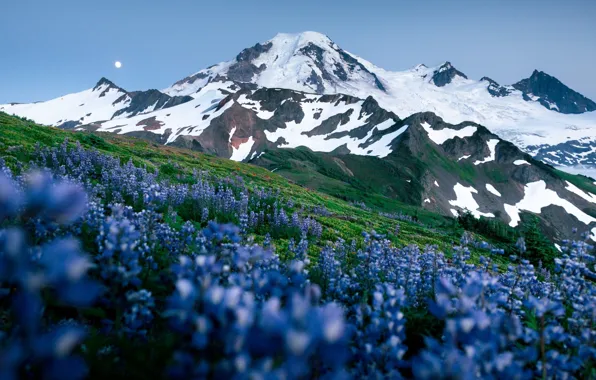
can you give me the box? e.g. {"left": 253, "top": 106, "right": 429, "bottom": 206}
{"left": 1, "top": 2, "right": 596, "bottom": 379}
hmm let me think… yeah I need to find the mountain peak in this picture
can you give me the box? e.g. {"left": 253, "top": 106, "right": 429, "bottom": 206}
{"left": 440, "top": 61, "right": 453, "bottom": 69}
{"left": 513, "top": 70, "right": 596, "bottom": 114}
{"left": 431, "top": 61, "right": 467, "bottom": 87}
{"left": 93, "top": 77, "right": 121, "bottom": 91}
{"left": 269, "top": 31, "right": 334, "bottom": 48}
{"left": 167, "top": 30, "right": 387, "bottom": 96}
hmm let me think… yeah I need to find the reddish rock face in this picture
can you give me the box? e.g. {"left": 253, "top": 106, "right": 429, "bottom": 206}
{"left": 136, "top": 116, "right": 165, "bottom": 131}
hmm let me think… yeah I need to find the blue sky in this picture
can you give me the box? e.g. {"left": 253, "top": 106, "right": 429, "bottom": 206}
{"left": 1, "top": 0, "right": 595, "bottom": 103}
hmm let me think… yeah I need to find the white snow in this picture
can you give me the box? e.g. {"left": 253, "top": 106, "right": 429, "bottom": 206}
{"left": 513, "top": 160, "right": 530, "bottom": 166}
{"left": 421, "top": 122, "right": 477, "bottom": 145}
{"left": 228, "top": 126, "right": 237, "bottom": 143}
{"left": 474, "top": 139, "right": 499, "bottom": 165}
{"left": 564, "top": 181, "right": 596, "bottom": 204}
{"left": 230, "top": 137, "right": 255, "bottom": 161}
{"left": 263, "top": 94, "right": 407, "bottom": 157}
{"left": 504, "top": 180, "right": 596, "bottom": 228}
{"left": 0, "top": 83, "right": 130, "bottom": 126}
{"left": 90, "top": 81, "right": 236, "bottom": 144}
{"left": 485, "top": 183, "right": 502, "bottom": 197}
{"left": 449, "top": 183, "right": 495, "bottom": 218}
{"left": 374, "top": 119, "right": 396, "bottom": 131}
{"left": 458, "top": 155, "right": 471, "bottom": 161}
{"left": 546, "top": 101, "right": 559, "bottom": 111}
{"left": 236, "top": 94, "right": 275, "bottom": 120}
{"left": 503, "top": 204, "right": 520, "bottom": 227}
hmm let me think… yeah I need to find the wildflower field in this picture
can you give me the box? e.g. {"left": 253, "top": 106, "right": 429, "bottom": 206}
{"left": 0, "top": 113, "right": 594, "bottom": 379}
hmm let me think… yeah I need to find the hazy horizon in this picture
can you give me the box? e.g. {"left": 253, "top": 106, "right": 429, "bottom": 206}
{"left": 1, "top": 0, "right": 595, "bottom": 104}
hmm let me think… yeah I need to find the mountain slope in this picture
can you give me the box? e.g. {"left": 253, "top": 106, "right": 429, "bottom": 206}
{"left": 513, "top": 70, "right": 596, "bottom": 114}
{"left": 3, "top": 32, "right": 596, "bottom": 171}
{"left": 250, "top": 111, "right": 596, "bottom": 241}
{"left": 0, "top": 78, "right": 192, "bottom": 129}
{"left": 2, "top": 75, "right": 596, "bottom": 240}
{"left": 1, "top": 32, "right": 596, "bottom": 239}
{"left": 161, "top": 32, "right": 596, "bottom": 162}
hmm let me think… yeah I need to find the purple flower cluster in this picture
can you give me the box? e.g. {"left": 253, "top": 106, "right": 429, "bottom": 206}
{"left": 0, "top": 139, "right": 594, "bottom": 379}
{"left": 0, "top": 170, "right": 100, "bottom": 380}
{"left": 32, "top": 141, "right": 321, "bottom": 240}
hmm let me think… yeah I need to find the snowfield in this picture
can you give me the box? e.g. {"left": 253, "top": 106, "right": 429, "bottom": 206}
{"left": 449, "top": 183, "right": 495, "bottom": 218}
{"left": 504, "top": 181, "right": 596, "bottom": 237}
{"left": 421, "top": 122, "right": 477, "bottom": 145}
{"left": 485, "top": 183, "right": 502, "bottom": 197}
{"left": 0, "top": 82, "right": 131, "bottom": 126}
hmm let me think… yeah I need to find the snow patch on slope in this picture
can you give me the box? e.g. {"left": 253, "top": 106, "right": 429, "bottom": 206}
{"left": 449, "top": 183, "right": 495, "bottom": 218}
{"left": 565, "top": 181, "right": 596, "bottom": 204}
{"left": 504, "top": 181, "right": 596, "bottom": 231}
{"left": 230, "top": 137, "right": 256, "bottom": 161}
{"left": 486, "top": 184, "right": 502, "bottom": 197}
{"left": 421, "top": 122, "right": 477, "bottom": 144}
{"left": 513, "top": 160, "right": 530, "bottom": 166}
{"left": 474, "top": 139, "right": 499, "bottom": 165}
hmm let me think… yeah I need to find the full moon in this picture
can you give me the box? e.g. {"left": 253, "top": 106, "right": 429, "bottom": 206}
{"left": 114, "top": 61, "right": 122, "bottom": 69}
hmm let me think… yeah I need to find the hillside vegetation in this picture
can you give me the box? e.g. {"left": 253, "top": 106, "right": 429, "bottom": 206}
{"left": 0, "top": 112, "right": 594, "bottom": 379}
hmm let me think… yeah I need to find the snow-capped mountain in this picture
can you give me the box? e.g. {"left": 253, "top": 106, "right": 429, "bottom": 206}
{"left": 3, "top": 31, "right": 596, "bottom": 170}
{"left": 1, "top": 31, "right": 596, "bottom": 239}
{"left": 0, "top": 78, "right": 192, "bottom": 129}
{"left": 162, "top": 32, "right": 596, "bottom": 171}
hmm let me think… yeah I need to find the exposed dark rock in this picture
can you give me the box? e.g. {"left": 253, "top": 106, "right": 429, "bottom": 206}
{"left": 481, "top": 77, "right": 512, "bottom": 97}
{"left": 333, "top": 62, "right": 348, "bottom": 81}
{"left": 305, "top": 70, "right": 325, "bottom": 94}
{"left": 112, "top": 90, "right": 193, "bottom": 118}
{"left": 431, "top": 62, "right": 468, "bottom": 87}
{"left": 297, "top": 42, "right": 386, "bottom": 92}
{"left": 136, "top": 116, "right": 165, "bottom": 131}
{"left": 275, "top": 98, "right": 305, "bottom": 124}
{"left": 337, "top": 50, "right": 386, "bottom": 92}
{"left": 236, "top": 42, "right": 273, "bottom": 62}
{"left": 57, "top": 120, "right": 82, "bottom": 130}
{"left": 512, "top": 70, "right": 596, "bottom": 114}
{"left": 318, "top": 94, "right": 360, "bottom": 106}
{"left": 172, "top": 72, "right": 209, "bottom": 87}
{"left": 299, "top": 43, "right": 333, "bottom": 83}
{"left": 227, "top": 62, "right": 267, "bottom": 82}
{"left": 93, "top": 77, "right": 124, "bottom": 98}
{"left": 302, "top": 109, "right": 353, "bottom": 137}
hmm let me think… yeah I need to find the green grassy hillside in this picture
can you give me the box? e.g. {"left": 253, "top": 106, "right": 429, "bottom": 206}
{"left": 0, "top": 112, "right": 529, "bottom": 266}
